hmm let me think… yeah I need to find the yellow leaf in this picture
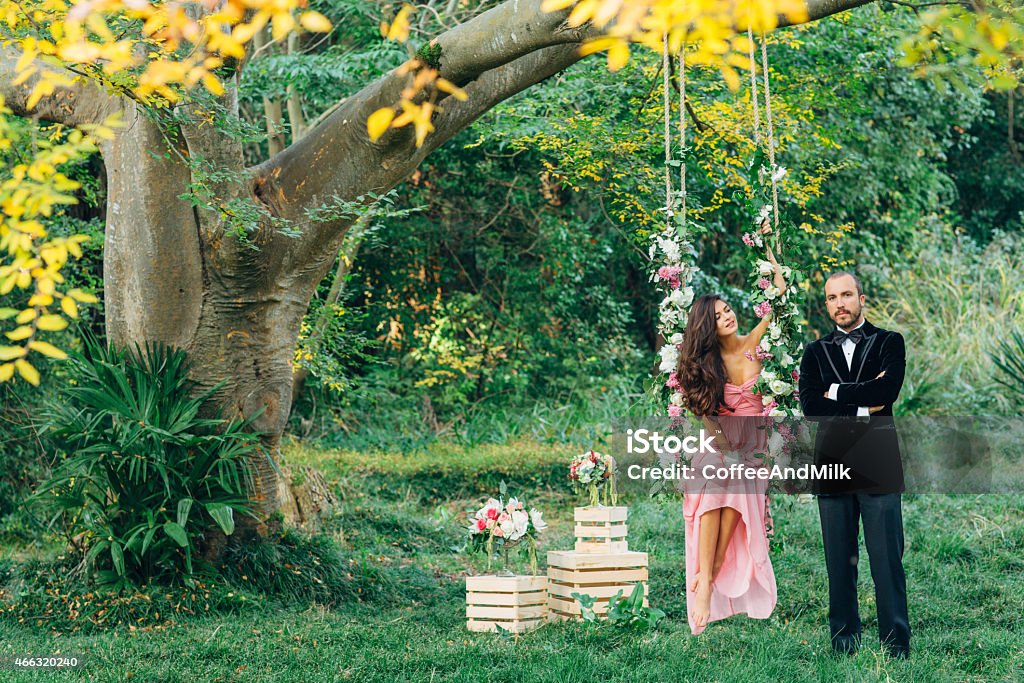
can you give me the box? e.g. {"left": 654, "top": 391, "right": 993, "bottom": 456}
{"left": 5, "top": 326, "right": 32, "bottom": 341}
{"left": 202, "top": 73, "right": 225, "bottom": 96}
{"left": 607, "top": 42, "right": 630, "bottom": 71}
{"left": 26, "top": 78, "right": 55, "bottom": 110}
{"left": 29, "top": 340, "right": 68, "bottom": 360}
{"left": 0, "top": 346, "right": 26, "bottom": 361}
{"left": 271, "top": 12, "right": 295, "bottom": 41}
{"left": 299, "top": 11, "right": 332, "bottom": 33}
{"left": 36, "top": 314, "right": 68, "bottom": 332}
{"left": 367, "top": 108, "right": 396, "bottom": 141}
{"left": 0, "top": 309, "right": 19, "bottom": 320}
{"left": 15, "top": 359, "right": 39, "bottom": 386}
{"left": 15, "top": 308, "right": 36, "bottom": 324}
{"left": 384, "top": 5, "right": 414, "bottom": 42}
{"left": 68, "top": 289, "right": 98, "bottom": 304}
{"left": 61, "top": 297, "right": 79, "bottom": 319}
{"left": 0, "top": 363, "right": 13, "bottom": 382}
{"left": 435, "top": 78, "right": 468, "bottom": 101}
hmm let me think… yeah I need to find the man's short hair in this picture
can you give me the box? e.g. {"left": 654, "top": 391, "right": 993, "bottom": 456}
{"left": 826, "top": 271, "right": 863, "bottom": 296}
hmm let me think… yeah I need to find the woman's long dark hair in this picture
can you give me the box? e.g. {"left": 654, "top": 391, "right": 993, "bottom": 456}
{"left": 675, "top": 294, "right": 732, "bottom": 417}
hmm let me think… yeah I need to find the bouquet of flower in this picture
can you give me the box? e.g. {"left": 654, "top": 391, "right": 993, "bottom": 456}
{"left": 467, "top": 493, "right": 547, "bottom": 576}
{"left": 569, "top": 450, "right": 617, "bottom": 507}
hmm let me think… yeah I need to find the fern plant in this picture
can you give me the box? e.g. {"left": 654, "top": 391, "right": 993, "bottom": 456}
{"left": 33, "top": 334, "right": 262, "bottom": 588}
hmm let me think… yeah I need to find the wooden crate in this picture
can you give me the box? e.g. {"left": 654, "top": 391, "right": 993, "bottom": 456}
{"left": 466, "top": 575, "right": 548, "bottom": 633}
{"left": 574, "top": 505, "right": 629, "bottom": 554}
{"left": 546, "top": 550, "right": 649, "bottom": 621}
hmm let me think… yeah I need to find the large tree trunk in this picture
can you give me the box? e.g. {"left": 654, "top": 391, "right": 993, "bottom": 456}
{"left": 1, "top": 0, "right": 876, "bottom": 550}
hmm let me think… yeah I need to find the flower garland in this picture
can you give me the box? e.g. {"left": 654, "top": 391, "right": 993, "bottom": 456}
{"left": 737, "top": 154, "right": 805, "bottom": 417}
{"left": 651, "top": 222, "right": 698, "bottom": 418}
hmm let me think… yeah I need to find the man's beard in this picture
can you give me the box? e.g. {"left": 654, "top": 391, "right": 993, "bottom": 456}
{"left": 830, "top": 304, "right": 862, "bottom": 329}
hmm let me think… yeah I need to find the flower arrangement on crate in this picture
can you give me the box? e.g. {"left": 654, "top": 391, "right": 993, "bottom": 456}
{"left": 569, "top": 450, "right": 617, "bottom": 507}
{"left": 467, "top": 490, "right": 547, "bottom": 577}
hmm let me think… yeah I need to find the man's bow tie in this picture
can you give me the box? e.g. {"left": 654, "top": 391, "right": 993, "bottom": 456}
{"left": 835, "top": 328, "right": 865, "bottom": 345}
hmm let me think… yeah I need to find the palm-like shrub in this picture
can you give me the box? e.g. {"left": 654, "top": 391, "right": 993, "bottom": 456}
{"left": 991, "top": 329, "right": 1024, "bottom": 405}
{"left": 34, "top": 336, "right": 262, "bottom": 587}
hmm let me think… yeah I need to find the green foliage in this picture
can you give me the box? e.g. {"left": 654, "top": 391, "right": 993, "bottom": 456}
{"left": 219, "top": 529, "right": 396, "bottom": 606}
{"left": 870, "top": 229, "right": 1024, "bottom": 415}
{"left": 32, "top": 336, "right": 263, "bottom": 587}
{"left": 572, "top": 583, "right": 666, "bottom": 630}
{"left": 990, "top": 329, "right": 1024, "bottom": 408}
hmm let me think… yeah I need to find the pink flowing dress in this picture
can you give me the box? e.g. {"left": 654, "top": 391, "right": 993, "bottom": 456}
{"left": 683, "top": 375, "right": 777, "bottom": 635}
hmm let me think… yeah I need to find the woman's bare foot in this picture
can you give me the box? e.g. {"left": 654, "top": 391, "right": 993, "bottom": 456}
{"left": 691, "top": 573, "right": 713, "bottom": 630}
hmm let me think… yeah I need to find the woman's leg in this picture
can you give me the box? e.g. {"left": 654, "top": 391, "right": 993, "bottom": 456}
{"left": 691, "top": 508, "right": 721, "bottom": 629}
{"left": 712, "top": 506, "right": 742, "bottom": 580}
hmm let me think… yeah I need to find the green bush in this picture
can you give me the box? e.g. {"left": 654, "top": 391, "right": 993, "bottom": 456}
{"left": 32, "top": 336, "right": 263, "bottom": 587}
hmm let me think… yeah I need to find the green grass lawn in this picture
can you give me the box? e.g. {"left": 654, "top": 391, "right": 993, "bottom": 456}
{"left": 1, "top": 440, "right": 1022, "bottom": 682}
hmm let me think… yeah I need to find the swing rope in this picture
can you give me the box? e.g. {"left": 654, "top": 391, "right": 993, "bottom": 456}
{"left": 747, "top": 28, "right": 781, "bottom": 230}
{"left": 662, "top": 34, "right": 688, "bottom": 231}
{"left": 663, "top": 33, "right": 673, "bottom": 224}
{"left": 679, "top": 46, "right": 686, "bottom": 231}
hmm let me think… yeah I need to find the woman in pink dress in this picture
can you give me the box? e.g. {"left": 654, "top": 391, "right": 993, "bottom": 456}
{"left": 675, "top": 242, "right": 786, "bottom": 635}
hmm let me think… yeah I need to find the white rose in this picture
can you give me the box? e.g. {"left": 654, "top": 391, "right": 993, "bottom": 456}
{"left": 658, "top": 236, "right": 681, "bottom": 263}
{"left": 670, "top": 332, "right": 684, "bottom": 345}
{"left": 766, "top": 286, "right": 780, "bottom": 300}
{"left": 760, "top": 337, "right": 772, "bottom": 351}
{"left": 758, "top": 260, "right": 774, "bottom": 276}
{"left": 509, "top": 509, "right": 530, "bottom": 541}
{"left": 769, "top": 379, "right": 792, "bottom": 396}
{"left": 529, "top": 509, "right": 547, "bottom": 534}
{"left": 768, "top": 431, "right": 785, "bottom": 456}
{"left": 769, "top": 323, "right": 781, "bottom": 340}
{"left": 499, "top": 516, "right": 516, "bottom": 538}
{"left": 669, "top": 287, "right": 692, "bottom": 309}
{"left": 769, "top": 408, "right": 787, "bottom": 417}
{"left": 762, "top": 395, "right": 774, "bottom": 406}
{"left": 659, "top": 344, "right": 680, "bottom": 373}
{"left": 782, "top": 353, "right": 795, "bottom": 367}
{"left": 670, "top": 392, "right": 685, "bottom": 406}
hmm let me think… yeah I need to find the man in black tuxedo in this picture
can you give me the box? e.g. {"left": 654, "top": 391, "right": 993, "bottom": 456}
{"left": 798, "top": 271, "right": 910, "bottom": 659}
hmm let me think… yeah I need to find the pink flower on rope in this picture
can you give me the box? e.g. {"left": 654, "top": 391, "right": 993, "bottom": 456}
{"left": 742, "top": 233, "right": 755, "bottom": 247}
{"left": 667, "top": 404, "right": 683, "bottom": 417}
{"left": 762, "top": 400, "right": 778, "bottom": 416}
{"left": 754, "top": 345, "right": 773, "bottom": 361}
{"left": 656, "top": 265, "right": 683, "bottom": 289}
{"left": 758, "top": 277, "right": 770, "bottom": 290}
{"left": 791, "top": 370, "right": 800, "bottom": 381}
{"left": 754, "top": 301, "right": 772, "bottom": 319}
{"left": 665, "top": 371, "right": 681, "bottom": 389}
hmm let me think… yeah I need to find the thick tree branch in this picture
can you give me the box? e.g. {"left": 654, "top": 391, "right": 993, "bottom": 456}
{"left": 0, "top": 47, "right": 122, "bottom": 125}
{"left": 253, "top": 0, "right": 876, "bottom": 281}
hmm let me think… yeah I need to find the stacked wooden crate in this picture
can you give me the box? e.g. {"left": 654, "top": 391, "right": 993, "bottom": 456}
{"left": 547, "top": 506, "right": 649, "bottom": 621}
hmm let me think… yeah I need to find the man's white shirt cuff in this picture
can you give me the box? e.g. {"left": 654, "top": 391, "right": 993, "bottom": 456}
{"left": 827, "top": 383, "right": 839, "bottom": 401}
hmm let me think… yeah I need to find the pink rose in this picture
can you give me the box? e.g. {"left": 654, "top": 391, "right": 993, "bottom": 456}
{"left": 758, "top": 277, "right": 770, "bottom": 290}
{"left": 476, "top": 518, "right": 487, "bottom": 531}
{"left": 791, "top": 370, "right": 799, "bottom": 381}
{"left": 754, "top": 301, "right": 772, "bottom": 319}
{"left": 666, "top": 372, "right": 681, "bottom": 389}
{"left": 667, "top": 404, "right": 683, "bottom": 417}
{"left": 742, "top": 233, "right": 755, "bottom": 247}
{"left": 486, "top": 507, "right": 499, "bottom": 520}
